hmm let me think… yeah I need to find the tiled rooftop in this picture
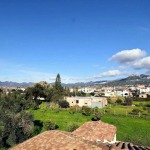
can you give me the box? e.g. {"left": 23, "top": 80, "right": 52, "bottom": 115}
{"left": 111, "top": 142, "right": 150, "bottom": 150}
{"left": 72, "top": 121, "right": 116, "bottom": 143}
{"left": 10, "top": 121, "right": 149, "bottom": 150}
{"left": 10, "top": 130, "right": 110, "bottom": 150}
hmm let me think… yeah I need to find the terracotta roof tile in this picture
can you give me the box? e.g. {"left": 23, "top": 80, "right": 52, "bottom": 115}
{"left": 10, "top": 130, "right": 110, "bottom": 150}
{"left": 72, "top": 121, "right": 116, "bottom": 143}
{"left": 11, "top": 121, "right": 148, "bottom": 150}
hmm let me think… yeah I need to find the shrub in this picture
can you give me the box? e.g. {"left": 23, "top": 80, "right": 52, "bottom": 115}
{"left": 33, "top": 126, "right": 42, "bottom": 136}
{"left": 33, "top": 120, "right": 43, "bottom": 136}
{"left": 147, "top": 108, "right": 150, "bottom": 113}
{"left": 116, "top": 99, "right": 122, "bottom": 104}
{"left": 145, "top": 104, "right": 150, "bottom": 107}
{"left": 131, "top": 108, "right": 142, "bottom": 115}
{"left": 67, "top": 123, "right": 79, "bottom": 132}
{"left": 143, "top": 106, "right": 147, "bottom": 110}
{"left": 92, "top": 107, "right": 102, "bottom": 121}
{"left": 82, "top": 106, "right": 91, "bottom": 116}
{"left": 124, "top": 98, "right": 132, "bottom": 106}
{"left": 92, "top": 107, "right": 99, "bottom": 114}
{"left": 43, "top": 120, "right": 58, "bottom": 130}
{"left": 92, "top": 113, "right": 101, "bottom": 121}
{"left": 107, "top": 97, "right": 113, "bottom": 104}
{"left": 48, "top": 102, "right": 60, "bottom": 112}
{"left": 30, "top": 101, "right": 39, "bottom": 110}
{"left": 59, "top": 100, "right": 69, "bottom": 108}
{"left": 104, "top": 108, "right": 110, "bottom": 113}
{"left": 69, "top": 107, "right": 76, "bottom": 114}
{"left": 39, "top": 102, "right": 46, "bottom": 111}
{"left": 69, "top": 105, "right": 81, "bottom": 114}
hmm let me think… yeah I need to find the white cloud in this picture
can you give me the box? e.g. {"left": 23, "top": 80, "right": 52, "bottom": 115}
{"left": 131, "top": 56, "right": 150, "bottom": 70}
{"left": 110, "top": 48, "right": 147, "bottom": 64}
{"left": 95, "top": 70, "right": 121, "bottom": 78}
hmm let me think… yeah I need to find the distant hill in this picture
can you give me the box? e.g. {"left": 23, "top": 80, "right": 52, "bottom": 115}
{"left": 62, "top": 80, "right": 107, "bottom": 87}
{"left": 0, "top": 80, "right": 107, "bottom": 87}
{"left": 63, "top": 74, "right": 150, "bottom": 87}
{"left": 1, "top": 74, "right": 150, "bottom": 87}
{"left": 104, "top": 74, "right": 150, "bottom": 86}
{"left": 0, "top": 81, "right": 34, "bottom": 87}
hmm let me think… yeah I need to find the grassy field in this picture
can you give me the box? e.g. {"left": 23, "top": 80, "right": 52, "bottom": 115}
{"left": 31, "top": 103, "right": 150, "bottom": 147}
{"left": 31, "top": 109, "right": 92, "bottom": 131}
{"left": 104, "top": 105, "right": 135, "bottom": 115}
{"left": 103, "top": 104, "right": 150, "bottom": 116}
{"left": 133, "top": 101, "right": 150, "bottom": 105}
{"left": 102, "top": 114, "right": 150, "bottom": 147}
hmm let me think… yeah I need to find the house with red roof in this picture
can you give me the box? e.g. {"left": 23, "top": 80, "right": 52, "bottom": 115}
{"left": 72, "top": 121, "right": 116, "bottom": 144}
{"left": 11, "top": 130, "right": 109, "bottom": 150}
{"left": 10, "top": 121, "right": 149, "bottom": 150}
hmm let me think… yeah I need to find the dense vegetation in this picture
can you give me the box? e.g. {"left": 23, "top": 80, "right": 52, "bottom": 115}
{"left": 0, "top": 92, "right": 33, "bottom": 149}
{"left": 0, "top": 74, "right": 67, "bottom": 149}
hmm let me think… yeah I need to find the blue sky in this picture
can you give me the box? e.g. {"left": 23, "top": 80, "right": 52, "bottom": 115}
{"left": 0, "top": 0, "right": 150, "bottom": 83}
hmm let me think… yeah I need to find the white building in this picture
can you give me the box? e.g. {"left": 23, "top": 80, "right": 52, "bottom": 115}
{"left": 139, "top": 87, "right": 150, "bottom": 93}
{"left": 80, "top": 87, "right": 96, "bottom": 93}
{"left": 66, "top": 96, "right": 107, "bottom": 108}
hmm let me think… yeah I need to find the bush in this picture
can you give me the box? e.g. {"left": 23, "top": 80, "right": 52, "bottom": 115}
{"left": 145, "top": 104, "right": 150, "bottom": 107}
{"left": 69, "top": 105, "right": 81, "bottom": 114}
{"left": 59, "top": 100, "right": 69, "bottom": 108}
{"left": 107, "top": 97, "right": 113, "bottom": 104}
{"left": 92, "top": 107, "right": 99, "bottom": 114}
{"left": 104, "top": 108, "right": 110, "bottom": 113}
{"left": 148, "top": 108, "right": 150, "bottom": 114}
{"left": 67, "top": 123, "right": 79, "bottom": 132}
{"left": 116, "top": 99, "right": 122, "bottom": 104}
{"left": 29, "top": 101, "right": 39, "bottom": 110}
{"left": 124, "top": 98, "right": 132, "bottom": 106}
{"left": 69, "top": 107, "right": 76, "bottom": 114}
{"left": 82, "top": 106, "right": 91, "bottom": 116}
{"left": 33, "top": 126, "right": 42, "bottom": 136}
{"left": 92, "top": 113, "right": 101, "bottom": 121}
{"left": 43, "top": 120, "right": 58, "bottom": 130}
{"left": 33, "top": 120, "right": 43, "bottom": 136}
{"left": 143, "top": 106, "right": 147, "bottom": 110}
{"left": 48, "top": 102, "right": 60, "bottom": 113}
{"left": 131, "top": 108, "right": 142, "bottom": 115}
{"left": 39, "top": 102, "right": 47, "bottom": 111}
{"left": 91, "top": 107, "right": 102, "bottom": 121}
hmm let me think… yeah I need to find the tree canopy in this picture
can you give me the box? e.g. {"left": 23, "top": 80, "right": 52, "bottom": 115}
{"left": 0, "top": 92, "right": 34, "bottom": 149}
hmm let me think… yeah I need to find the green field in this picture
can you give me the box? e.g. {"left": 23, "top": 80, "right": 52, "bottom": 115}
{"left": 32, "top": 109, "right": 92, "bottom": 130}
{"left": 101, "top": 114, "right": 150, "bottom": 147}
{"left": 133, "top": 101, "right": 150, "bottom": 105}
{"left": 31, "top": 104, "right": 150, "bottom": 147}
{"left": 103, "top": 104, "right": 150, "bottom": 116}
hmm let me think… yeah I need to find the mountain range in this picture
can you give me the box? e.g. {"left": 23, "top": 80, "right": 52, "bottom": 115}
{"left": 0, "top": 81, "right": 34, "bottom": 87}
{"left": 0, "top": 74, "right": 150, "bottom": 87}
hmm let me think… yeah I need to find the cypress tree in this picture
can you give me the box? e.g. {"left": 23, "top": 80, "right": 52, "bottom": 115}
{"left": 55, "top": 73, "right": 61, "bottom": 90}
{"left": 54, "top": 74, "right": 64, "bottom": 102}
